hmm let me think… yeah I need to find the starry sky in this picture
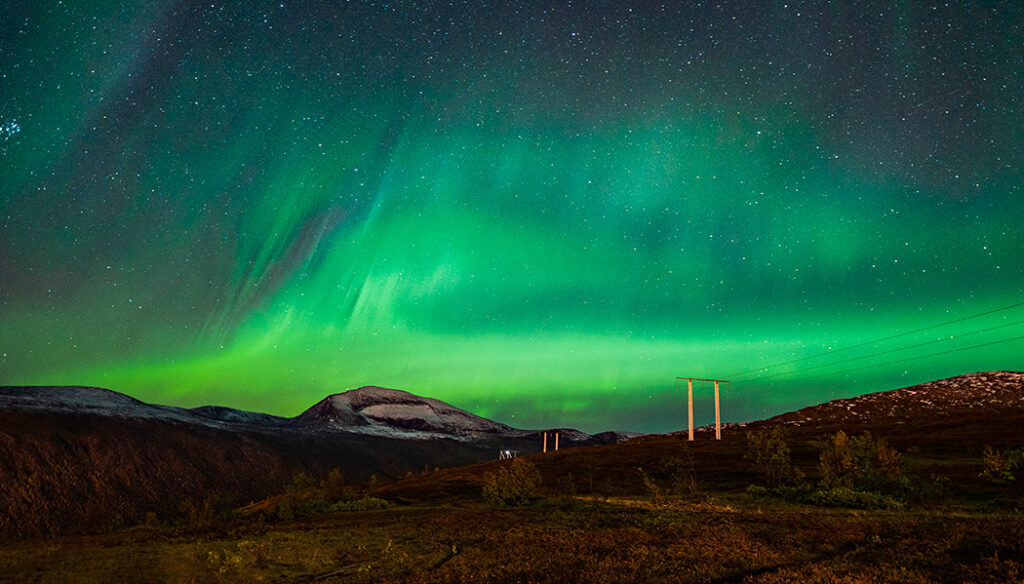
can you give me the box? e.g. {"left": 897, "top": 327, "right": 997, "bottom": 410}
{"left": 1, "top": 1, "right": 1022, "bottom": 433}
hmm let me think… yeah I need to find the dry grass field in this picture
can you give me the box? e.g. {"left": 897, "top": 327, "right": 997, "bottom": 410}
{"left": 3, "top": 421, "right": 1023, "bottom": 583}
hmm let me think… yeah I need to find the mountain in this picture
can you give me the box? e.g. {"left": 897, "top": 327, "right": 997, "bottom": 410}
{"left": 293, "top": 386, "right": 521, "bottom": 439}
{"left": 0, "top": 385, "right": 193, "bottom": 421}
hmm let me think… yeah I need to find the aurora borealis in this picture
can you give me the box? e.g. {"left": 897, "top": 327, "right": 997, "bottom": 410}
{"left": 1, "top": 1, "right": 1022, "bottom": 432}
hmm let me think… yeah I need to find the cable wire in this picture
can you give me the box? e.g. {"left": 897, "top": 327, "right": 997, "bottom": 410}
{"left": 725, "top": 299, "right": 1024, "bottom": 381}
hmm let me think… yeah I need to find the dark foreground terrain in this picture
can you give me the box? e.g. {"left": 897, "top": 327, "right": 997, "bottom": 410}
{"left": 2, "top": 372, "right": 1023, "bottom": 582}
{"left": 3, "top": 496, "right": 1022, "bottom": 584}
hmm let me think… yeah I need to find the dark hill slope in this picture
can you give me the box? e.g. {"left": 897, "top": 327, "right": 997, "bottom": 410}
{"left": 0, "top": 407, "right": 502, "bottom": 537}
{"left": 0, "top": 385, "right": 628, "bottom": 537}
{"left": 370, "top": 372, "right": 1024, "bottom": 505}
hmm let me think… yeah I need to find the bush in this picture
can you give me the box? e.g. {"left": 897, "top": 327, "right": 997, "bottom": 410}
{"left": 482, "top": 458, "right": 542, "bottom": 506}
{"left": 979, "top": 445, "right": 1017, "bottom": 485}
{"left": 321, "top": 468, "right": 351, "bottom": 502}
{"left": 638, "top": 467, "right": 665, "bottom": 504}
{"left": 745, "top": 485, "right": 769, "bottom": 498}
{"left": 745, "top": 483, "right": 812, "bottom": 504}
{"left": 746, "top": 427, "right": 803, "bottom": 487}
{"left": 818, "top": 431, "right": 904, "bottom": 492}
{"left": 286, "top": 472, "right": 317, "bottom": 493}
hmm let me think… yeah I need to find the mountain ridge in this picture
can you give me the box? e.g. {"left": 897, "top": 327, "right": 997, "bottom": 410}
{"left": 0, "top": 384, "right": 618, "bottom": 442}
{"left": 764, "top": 370, "right": 1024, "bottom": 428}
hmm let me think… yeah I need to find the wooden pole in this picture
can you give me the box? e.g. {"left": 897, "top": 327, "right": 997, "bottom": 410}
{"left": 543, "top": 431, "right": 547, "bottom": 453}
{"left": 555, "top": 431, "right": 559, "bottom": 451}
{"left": 687, "top": 378, "right": 694, "bottom": 441}
{"left": 714, "top": 380, "right": 721, "bottom": 440}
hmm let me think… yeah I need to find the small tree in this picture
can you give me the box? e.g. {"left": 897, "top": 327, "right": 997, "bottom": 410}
{"left": 482, "top": 458, "right": 542, "bottom": 506}
{"left": 979, "top": 445, "right": 1016, "bottom": 485}
{"left": 746, "top": 426, "right": 802, "bottom": 487}
{"left": 819, "top": 431, "right": 856, "bottom": 489}
{"left": 818, "top": 431, "right": 903, "bottom": 492}
{"left": 321, "top": 468, "right": 353, "bottom": 502}
{"left": 286, "top": 472, "right": 316, "bottom": 493}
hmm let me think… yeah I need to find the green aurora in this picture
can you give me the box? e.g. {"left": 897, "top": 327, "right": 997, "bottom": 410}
{"left": 1, "top": 1, "right": 1022, "bottom": 432}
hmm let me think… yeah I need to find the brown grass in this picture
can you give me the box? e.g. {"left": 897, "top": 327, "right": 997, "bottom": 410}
{"left": 4, "top": 416, "right": 1024, "bottom": 582}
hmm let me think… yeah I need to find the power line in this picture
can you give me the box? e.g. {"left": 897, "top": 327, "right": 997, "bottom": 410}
{"left": 736, "top": 333, "right": 1024, "bottom": 394}
{"left": 735, "top": 318, "right": 1024, "bottom": 386}
{"left": 726, "top": 300, "right": 1024, "bottom": 382}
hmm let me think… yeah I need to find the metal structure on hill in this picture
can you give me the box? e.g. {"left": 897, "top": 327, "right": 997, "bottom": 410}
{"left": 675, "top": 377, "right": 730, "bottom": 441}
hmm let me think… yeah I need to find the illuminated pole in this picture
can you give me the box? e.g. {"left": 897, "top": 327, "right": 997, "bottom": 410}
{"left": 555, "top": 431, "right": 559, "bottom": 451}
{"left": 688, "top": 378, "right": 694, "bottom": 441}
{"left": 543, "top": 431, "right": 547, "bottom": 453}
{"left": 714, "top": 380, "right": 721, "bottom": 441}
{"left": 676, "top": 377, "right": 728, "bottom": 441}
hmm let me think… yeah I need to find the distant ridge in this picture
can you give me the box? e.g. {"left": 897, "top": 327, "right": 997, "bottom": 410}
{"left": 0, "top": 384, "right": 621, "bottom": 443}
{"left": 764, "top": 371, "right": 1024, "bottom": 428}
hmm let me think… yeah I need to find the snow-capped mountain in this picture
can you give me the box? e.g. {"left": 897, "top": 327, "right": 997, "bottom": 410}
{"left": 292, "top": 386, "right": 523, "bottom": 440}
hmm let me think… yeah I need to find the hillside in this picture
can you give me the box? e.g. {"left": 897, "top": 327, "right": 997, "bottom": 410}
{"left": 369, "top": 371, "right": 1024, "bottom": 505}
{"left": 767, "top": 370, "right": 1024, "bottom": 427}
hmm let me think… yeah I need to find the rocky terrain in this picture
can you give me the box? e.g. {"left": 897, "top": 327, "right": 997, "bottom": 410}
{"left": 766, "top": 371, "right": 1024, "bottom": 427}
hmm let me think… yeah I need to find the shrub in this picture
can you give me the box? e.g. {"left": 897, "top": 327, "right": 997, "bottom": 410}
{"left": 818, "top": 431, "right": 904, "bottom": 492}
{"left": 321, "top": 468, "right": 356, "bottom": 503}
{"left": 482, "top": 458, "right": 542, "bottom": 506}
{"left": 638, "top": 467, "right": 665, "bottom": 504}
{"left": 286, "top": 472, "right": 316, "bottom": 493}
{"left": 745, "top": 485, "right": 768, "bottom": 498}
{"left": 979, "top": 445, "right": 1017, "bottom": 485}
{"left": 746, "top": 427, "right": 803, "bottom": 487}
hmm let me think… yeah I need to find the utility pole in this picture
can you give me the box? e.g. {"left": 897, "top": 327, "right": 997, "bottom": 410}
{"left": 687, "top": 378, "right": 694, "bottom": 440}
{"left": 675, "top": 377, "right": 730, "bottom": 440}
{"left": 714, "top": 380, "right": 721, "bottom": 440}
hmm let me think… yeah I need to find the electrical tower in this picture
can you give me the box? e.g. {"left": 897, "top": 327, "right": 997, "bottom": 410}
{"left": 675, "top": 377, "right": 729, "bottom": 440}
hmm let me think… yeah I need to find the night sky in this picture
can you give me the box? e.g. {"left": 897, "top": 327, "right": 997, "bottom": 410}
{"left": 2, "top": 1, "right": 1022, "bottom": 433}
